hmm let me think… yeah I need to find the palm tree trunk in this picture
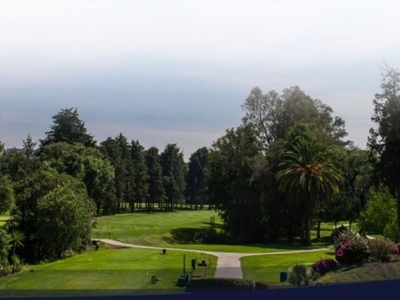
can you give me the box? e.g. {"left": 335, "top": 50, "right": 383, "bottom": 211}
{"left": 305, "top": 216, "right": 311, "bottom": 246}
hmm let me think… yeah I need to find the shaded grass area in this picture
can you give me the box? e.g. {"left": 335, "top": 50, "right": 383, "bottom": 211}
{"left": 241, "top": 250, "right": 335, "bottom": 284}
{"left": 0, "top": 244, "right": 217, "bottom": 297}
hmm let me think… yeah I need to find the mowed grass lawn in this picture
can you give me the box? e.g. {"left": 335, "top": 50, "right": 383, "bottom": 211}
{"left": 0, "top": 245, "right": 217, "bottom": 297}
{"left": 241, "top": 250, "right": 335, "bottom": 283}
{"left": 93, "top": 210, "right": 334, "bottom": 253}
{"left": 0, "top": 209, "right": 342, "bottom": 294}
{"left": 92, "top": 210, "right": 221, "bottom": 246}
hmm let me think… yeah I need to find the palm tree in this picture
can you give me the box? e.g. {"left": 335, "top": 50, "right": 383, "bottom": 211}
{"left": 9, "top": 230, "right": 25, "bottom": 257}
{"left": 276, "top": 140, "right": 342, "bottom": 246}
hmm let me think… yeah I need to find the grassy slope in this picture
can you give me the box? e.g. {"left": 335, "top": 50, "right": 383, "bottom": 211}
{"left": 241, "top": 250, "right": 335, "bottom": 283}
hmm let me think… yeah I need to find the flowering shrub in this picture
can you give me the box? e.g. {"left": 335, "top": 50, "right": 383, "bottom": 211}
{"left": 335, "top": 238, "right": 369, "bottom": 266}
{"left": 330, "top": 225, "right": 348, "bottom": 243}
{"left": 333, "top": 230, "right": 359, "bottom": 252}
{"left": 311, "top": 258, "right": 338, "bottom": 278}
{"left": 367, "top": 238, "right": 398, "bottom": 262}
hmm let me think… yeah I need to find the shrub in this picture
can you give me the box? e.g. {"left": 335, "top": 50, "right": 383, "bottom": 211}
{"left": 367, "top": 238, "right": 398, "bottom": 262}
{"left": 333, "top": 230, "right": 358, "bottom": 252}
{"left": 253, "top": 281, "right": 269, "bottom": 290}
{"left": 330, "top": 225, "right": 348, "bottom": 243}
{"left": 0, "top": 258, "right": 11, "bottom": 277}
{"left": 311, "top": 258, "right": 338, "bottom": 278}
{"left": 335, "top": 238, "right": 369, "bottom": 266}
{"left": 11, "top": 254, "right": 23, "bottom": 274}
{"left": 382, "top": 219, "right": 398, "bottom": 241}
{"left": 186, "top": 278, "right": 254, "bottom": 292}
{"left": 289, "top": 264, "right": 311, "bottom": 287}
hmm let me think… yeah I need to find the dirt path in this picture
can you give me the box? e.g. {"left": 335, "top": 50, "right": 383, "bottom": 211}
{"left": 98, "top": 239, "right": 332, "bottom": 279}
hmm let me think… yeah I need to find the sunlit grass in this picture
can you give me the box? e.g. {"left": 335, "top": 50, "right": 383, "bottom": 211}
{"left": 93, "top": 210, "right": 335, "bottom": 253}
{"left": 241, "top": 250, "right": 335, "bottom": 283}
{"left": 0, "top": 244, "right": 217, "bottom": 297}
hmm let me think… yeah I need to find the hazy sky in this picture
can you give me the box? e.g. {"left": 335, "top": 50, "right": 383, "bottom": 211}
{"left": 1, "top": 0, "right": 400, "bottom": 160}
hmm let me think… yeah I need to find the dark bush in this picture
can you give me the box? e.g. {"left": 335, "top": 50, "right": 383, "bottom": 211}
{"left": 253, "top": 281, "right": 269, "bottom": 290}
{"left": 186, "top": 278, "right": 254, "bottom": 292}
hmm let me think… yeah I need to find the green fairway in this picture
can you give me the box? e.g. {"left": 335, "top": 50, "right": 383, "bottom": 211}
{"left": 241, "top": 250, "right": 335, "bottom": 283}
{"left": 0, "top": 245, "right": 217, "bottom": 297}
{"left": 0, "top": 210, "right": 346, "bottom": 294}
{"left": 93, "top": 210, "right": 333, "bottom": 253}
{"left": 92, "top": 210, "right": 222, "bottom": 246}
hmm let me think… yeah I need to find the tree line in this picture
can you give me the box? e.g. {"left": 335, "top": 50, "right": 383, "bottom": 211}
{"left": 0, "top": 66, "right": 399, "bottom": 265}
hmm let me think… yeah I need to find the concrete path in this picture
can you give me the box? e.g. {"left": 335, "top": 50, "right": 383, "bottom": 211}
{"left": 98, "top": 239, "right": 332, "bottom": 279}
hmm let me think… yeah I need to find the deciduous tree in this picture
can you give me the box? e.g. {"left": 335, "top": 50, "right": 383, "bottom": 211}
{"left": 368, "top": 65, "right": 400, "bottom": 241}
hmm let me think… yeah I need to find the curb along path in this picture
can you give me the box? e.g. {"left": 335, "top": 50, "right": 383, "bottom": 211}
{"left": 99, "top": 239, "right": 332, "bottom": 279}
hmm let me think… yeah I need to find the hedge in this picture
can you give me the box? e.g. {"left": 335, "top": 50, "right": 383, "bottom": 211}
{"left": 185, "top": 278, "right": 254, "bottom": 293}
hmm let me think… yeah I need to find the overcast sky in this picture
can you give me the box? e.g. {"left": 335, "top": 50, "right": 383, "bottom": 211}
{"left": 1, "top": 0, "right": 400, "bottom": 160}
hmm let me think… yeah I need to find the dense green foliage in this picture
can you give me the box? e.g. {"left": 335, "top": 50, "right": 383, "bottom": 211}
{"left": 358, "top": 187, "right": 397, "bottom": 239}
{"left": 368, "top": 66, "right": 400, "bottom": 241}
{"left": 185, "top": 147, "right": 209, "bottom": 209}
{"left": 39, "top": 107, "right": 96, "bottom": 148}
{"left": 276, "top": 139, "right": 342, "bottom": 245}
{"left": 6, "top": 169, "right": 96, "bottom": 263}
{"left": 160, "top": 144, "right": 186, "bottom": 211}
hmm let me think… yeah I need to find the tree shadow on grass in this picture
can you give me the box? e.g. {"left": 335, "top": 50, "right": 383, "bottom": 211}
{"left": 201, "top": 222, "right": 224, "bottom": 229}
{"left": 163, "top": 228, "right": 333, "bottom": 250}
{"left": 163, "top": 227, "right": 228, "bottom": 244}
{"left": 163, "top": 228, "right": 208, "bottom": 244}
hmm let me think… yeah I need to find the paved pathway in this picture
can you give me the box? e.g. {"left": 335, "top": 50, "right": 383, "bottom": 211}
{"left": 99, "top": 239, "right": 332, "bottom": 279}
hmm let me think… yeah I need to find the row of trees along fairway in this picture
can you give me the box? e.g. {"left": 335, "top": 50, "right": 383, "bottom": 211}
{"left": 0, "top": 108, "right": 208, "bottom": 263}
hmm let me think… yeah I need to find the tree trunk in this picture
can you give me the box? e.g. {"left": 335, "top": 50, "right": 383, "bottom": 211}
{"left": 316, "top": 220, "right": 321, "bottom": 240}
{"left": 287, "top": 220, "right": 293, "bottom": 243}
{"left": 396, "top": 185, "right": 400, "bottom": 243}
{"left": 305, "top": 216, "right": 311, "bottom": 246}
{"left": 300, "top": 219, "right": 306, "bottom": 245}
